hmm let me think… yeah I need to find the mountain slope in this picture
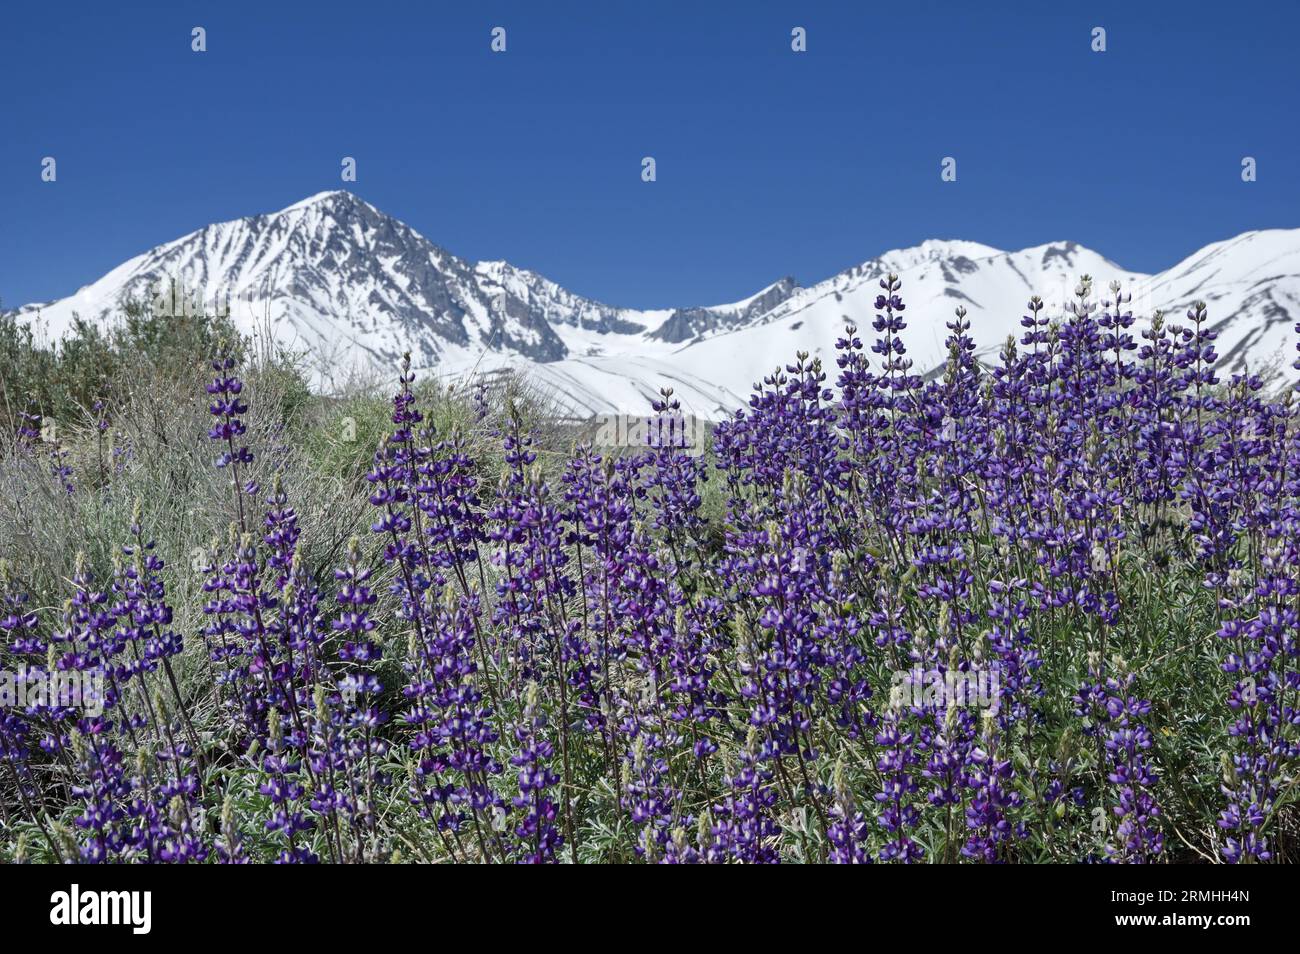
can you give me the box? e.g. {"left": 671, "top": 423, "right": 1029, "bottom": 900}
{"left": 499, "top": 231, "right": 1300, "bottom": 419}
{"left": 13, "top": 192, "right": 661, "bottom": 388}
{"left": 11, "top": 192, "right": 1300, "bottom": 416}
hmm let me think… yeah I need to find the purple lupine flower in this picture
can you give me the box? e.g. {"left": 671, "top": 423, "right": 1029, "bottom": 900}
{"left": 318, "top": 538, "right": 390, "bottom": 861}
{"left": 510, "top": 682, "right": 562, "bottom": 863}
{"left": 259, "top": 707, "right": 318, "bottom": 863}
{"left": 403, "top": 585, "right": 504, "bottom": 861}
{"left": 705, "top": 729, "right": 782, "bottom": 863}
{"left": 1216, "top": 609, "right": 1289, "bottom": 863}
{"left": 0, "top": 561, "right": 69, "bottom": 861}
{"left": 216, "top": 795, "right": 249, "bottom": 864}
{"left": 874, "top": 713, "right": 924, "bottom": 862}
{"left": 1074, "top": 664, "right": 1163, "bottom": 863}
{"left": 961, "top": 720, "right": 1024, "bottom": 863}
{"left": 827, "top": 760, "right": 872, "bottom": 863}
{"left": 14, "top": 402, "right": 74, "bottom": 493}
{"left": 55, "top": 557, "right": 129, "bottom": 862}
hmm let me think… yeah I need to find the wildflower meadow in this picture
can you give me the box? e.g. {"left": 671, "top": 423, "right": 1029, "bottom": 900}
{"left": 1, "top": 274, "right": 1297, "bottom": 865}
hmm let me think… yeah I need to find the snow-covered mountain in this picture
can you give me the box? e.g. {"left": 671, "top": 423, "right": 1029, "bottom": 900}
{"left": 11, "top": 191, "right": 653, "bottom": 381}
{"left": 11, "top": 191, "right": 1300, "bottom": 418}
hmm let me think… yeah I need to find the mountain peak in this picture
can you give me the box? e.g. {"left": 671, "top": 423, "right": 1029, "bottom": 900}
{"left": 910, "top": 238, "right": 1004, "bottom": 259}
{"left": 276, "top": 189, "right": 370, "bottom": 216}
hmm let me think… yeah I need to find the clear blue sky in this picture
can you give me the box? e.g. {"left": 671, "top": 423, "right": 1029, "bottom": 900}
{"left": 2, "top": 0, "right": 1297, "bottom": 310}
